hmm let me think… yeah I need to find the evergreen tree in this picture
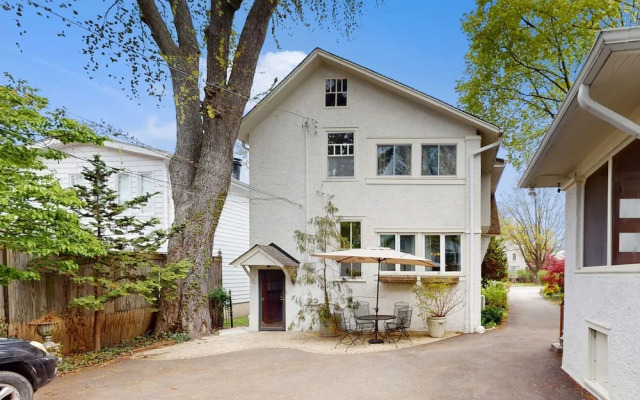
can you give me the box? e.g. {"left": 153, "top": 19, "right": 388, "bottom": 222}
{"left": 37, "top": 155, "right": 188, "bottom": 351}
{"left": 481, "top": 236, "right": 509, "bottom": 286}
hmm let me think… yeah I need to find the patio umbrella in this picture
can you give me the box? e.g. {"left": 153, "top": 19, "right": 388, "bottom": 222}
{"left": 311, "top": 247, "right": 437, "bottom": 316}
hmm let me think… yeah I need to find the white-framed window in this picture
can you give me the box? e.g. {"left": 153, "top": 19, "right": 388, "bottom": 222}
{"left": 512, "top": 253, "right": 517, "bottom": 262}
{"left": 380, "top": 233, "right": 416, "bottom": 272}
{"left": 586, "top": 322, "right": 610, "bottom": 399}
{"left": 425, "top": 234, "right": 462, "bottom": 272}
{"left": 327, "top": 132, "right": 354, "bottom": 177}
{"left": 422, "top": 144, "right": 457, "bottom": 176}
{"left": 325, "top": 78, "right": 347, "bottom": 107}
{"left": 583, "top": 140, "right": 640, "bottom": 267}
{"left": 139, "top": 172, "right": 154, "bottom": 214}
{"left": 69, "top": 173, "right": 85, "bottom": 188}
{"left": 340, "top": 221, "right": 361, "bottom": 278}
{"left": 377, "top": 145, "right": 411, "bottom": 176}
{"left": 117, "top": 173, "right": 132, "bottom": 204}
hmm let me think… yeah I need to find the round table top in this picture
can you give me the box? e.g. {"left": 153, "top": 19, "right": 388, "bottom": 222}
{"left": 356, "top": 314, "right": 396, "bottom": 321}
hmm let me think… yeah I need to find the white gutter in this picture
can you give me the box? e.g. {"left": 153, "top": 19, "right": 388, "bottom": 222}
{"left": 467, "top": 137, "right": 502, "bottom": 333}
{"left": 577, "top": 84, "right": 640, "bottom": 138}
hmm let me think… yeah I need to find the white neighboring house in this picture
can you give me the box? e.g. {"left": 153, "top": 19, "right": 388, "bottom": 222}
{"left": 503, "top": 241, "right": 528, "bottom": 281}
{"left": 43, "top": 140, "right": 250, "bottom": 313}
{"left": 232, "top": 49, "right": 504, "bottom": 334}
{"left": 521, "top": 27, "right": 640, "bottom": 400}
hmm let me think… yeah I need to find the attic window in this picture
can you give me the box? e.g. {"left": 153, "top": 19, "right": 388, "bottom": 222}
{"left": 325, "top": 78, "right": 347, "bottom": 107}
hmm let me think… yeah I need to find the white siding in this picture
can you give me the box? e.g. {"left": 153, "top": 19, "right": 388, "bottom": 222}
{"left": 215, "top": 185, "right": 250, "bottom": 303}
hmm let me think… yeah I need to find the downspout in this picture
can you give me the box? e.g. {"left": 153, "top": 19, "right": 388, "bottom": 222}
{"left": 468, "top": 136, "right": 502, "bottom": 333}
{"left": 577, "top": 84, "right": 640, "bottom": 138}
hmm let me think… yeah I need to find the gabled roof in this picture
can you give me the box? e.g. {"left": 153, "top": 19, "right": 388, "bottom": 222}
{"left": 520, "top": 27, "right": 640, "bottom": 188}
{"left": 230, "top": 243, "right": 299, "bottom": 267}
{"left": 239, "top": 48, "right": 501, "bottom": 149}
{"left": 45, "top": 139, "right": 172, "bottom": 161}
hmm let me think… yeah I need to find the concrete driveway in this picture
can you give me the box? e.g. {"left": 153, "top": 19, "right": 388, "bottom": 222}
{"left": 36, "top": 286, "right": 594, "bottom": 399}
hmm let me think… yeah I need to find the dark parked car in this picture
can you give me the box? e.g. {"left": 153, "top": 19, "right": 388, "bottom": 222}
{"left": 0, "top": 338, "right": 58, "bottom": 400}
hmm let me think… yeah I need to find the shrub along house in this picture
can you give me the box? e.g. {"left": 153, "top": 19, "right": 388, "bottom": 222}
{"left": 232, "top": 49, "right": 504, "bottom": 334}
{"left": 520, "top": 27, "right": 640, "bottom": 400}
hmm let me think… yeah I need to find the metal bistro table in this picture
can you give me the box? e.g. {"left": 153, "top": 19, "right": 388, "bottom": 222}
{"left": 356, "top": 314, "right": 395, "bottom": 344}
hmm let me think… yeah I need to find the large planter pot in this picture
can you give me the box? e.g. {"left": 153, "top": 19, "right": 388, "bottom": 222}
{"left": 317, "top": 313, "right": 339, "bottom": 337}
{"left": 427, "top": 316, "right": 447, "bottom": 338}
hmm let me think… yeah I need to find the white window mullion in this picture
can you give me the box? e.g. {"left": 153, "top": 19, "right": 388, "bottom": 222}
{"left": 607, "top": 158, "right": 613, "bottom": 266}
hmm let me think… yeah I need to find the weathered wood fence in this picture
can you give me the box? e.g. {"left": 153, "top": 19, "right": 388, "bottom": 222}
{"left": 0, "top": 248, "right": 222, "bottom": 353}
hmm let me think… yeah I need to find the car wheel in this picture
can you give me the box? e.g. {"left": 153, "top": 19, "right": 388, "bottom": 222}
{"left": 0, "top": 371, "right": 33, "bottom": 400}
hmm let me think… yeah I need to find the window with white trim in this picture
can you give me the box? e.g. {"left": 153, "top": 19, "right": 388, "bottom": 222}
{"left": 325, "top": 78, "right": 347, "bottom": 107}
{"left": 379, "top": 234, "right": 416, "bottom": 272}
{"left": 587, "top": 325, "right": 610, "bottom": 398}
{"left": 377, "top": 145, "right": 411, "bottom": 176}
{"left": 425, "top": 234, "right": 462, "bottom": 272}
{"left": 340, "top": 221, "right": 361, "bottom": 278}
{"left": 117, "top": 173, "right": 132, "bottom": 204}
{"left": 512, "top": 253, "right": 516, "bottom": 262}
{"left": 327, "top": 133, "right": 354, "bottom": 177}
{"left": 583, "top": 140, "right": 640, "bottom": 266}
{"left": 422, "top": 145, "right": 457, "bottom": 176}
{"left": 69, "top": 173, "right": 85, "bottom": 188}
{"left": 139, "top": 172, "right": 154, "bottom": 214}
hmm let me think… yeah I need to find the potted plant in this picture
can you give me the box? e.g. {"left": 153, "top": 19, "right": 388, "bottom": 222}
{"left": 208, "top": 287, "right": 230, "bottom": 328}
{"left": 412, "top": 279, "right": 464, "bottom": 338}
{"left": 29, "top": 313, "right": 63, "bottom": 353}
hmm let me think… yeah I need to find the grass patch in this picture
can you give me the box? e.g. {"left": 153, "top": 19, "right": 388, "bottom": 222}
{"left": 232, "top": 315, "right": 248, "bottom": 327}
{"left": 58, "top": 332, "right": 191, "bottom": 375}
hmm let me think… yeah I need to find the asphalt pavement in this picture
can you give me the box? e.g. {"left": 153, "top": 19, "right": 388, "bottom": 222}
{"left": 36, "top": 286, "right": 594, "bottom": 400}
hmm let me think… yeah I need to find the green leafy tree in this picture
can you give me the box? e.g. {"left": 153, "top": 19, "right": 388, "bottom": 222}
{"left": 0, "top": 76, "right": 104, "bottom": 284}
{"left": 457, "top": 0, "right": 640, "bottom": 169}
{"left": 481, "top": 236, "right": 508, "bottom": 286}
{"left": 3, "top": 0, "right": 374, "bottom": 336}
{"left": 36, "top": 155, "right": 188, "bottom": 351}
{"left": 500, "top": 188, "right": 564, "bottom": 282}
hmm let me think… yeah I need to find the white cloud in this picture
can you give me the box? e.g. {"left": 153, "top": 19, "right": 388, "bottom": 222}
{"left": 247, "top": 50, "right": 307, "bottom": 110}
{"left": 131, "top": 115, "right": 176, "bottom": 149}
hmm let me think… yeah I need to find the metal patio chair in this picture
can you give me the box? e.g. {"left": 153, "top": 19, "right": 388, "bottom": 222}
{"left": 352, "top": 300, "right": 374, "bottom": 334}
{"left": 334, "top": 309, "right": 365, "bottom": 351}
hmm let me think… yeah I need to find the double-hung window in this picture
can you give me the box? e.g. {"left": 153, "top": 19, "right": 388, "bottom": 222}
{"left": 377, "top": 145, "right": 411, "bottom": 176}
{"left": 340, "top": 221, "right": 361, "bottom": 278}
{"left": 328, "top": 133, "right": 354, "bottom": 177}
{"left": 424, "top": 234, "right": 462, "bottom": 272}
{"left": 117, "top": 173, "right": 132, "bottom": 204}
{"left": 69, "top": 173, "right": 85, "bottom": 188}
{"left": 325, "top": 78, "right": 347, "bottom": 107}
{"left": 583, "top": 140, "right": 640, "bottom": 266}
{"left": 422, "top": 145, "right": 457, "bottom": 176}
{"left": 380, "top": 234, "right": 416, "bottom": 272}
{"left": 139, "top": 172, "right": 154, "bottom": 214}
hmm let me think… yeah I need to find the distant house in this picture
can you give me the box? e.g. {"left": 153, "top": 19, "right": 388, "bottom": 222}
{"left": 521, "top": 27, "right": 640, "bottom": 400}
{"left": 503, "top": 242, "right": 527, "bottom": 281}
{"left": 232, "top": 49, "right": 504, "bottom": 334}
{"left": 43, "top": 141, "right": 250, "bottom": 314}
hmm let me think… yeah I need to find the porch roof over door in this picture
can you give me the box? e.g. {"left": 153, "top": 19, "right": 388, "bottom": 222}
{"left": 230, "top": 243, "right": 299, "bottom": 268}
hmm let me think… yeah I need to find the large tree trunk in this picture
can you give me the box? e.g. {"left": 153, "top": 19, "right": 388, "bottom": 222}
{"left": 144, "top": 0, "right": 277, "bottom": 337}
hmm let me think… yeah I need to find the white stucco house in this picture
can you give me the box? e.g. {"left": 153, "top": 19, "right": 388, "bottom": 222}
{"left": 520, "top": 27, "right": 640, "bottom": 400}
{"left": 232, "top": 49, "right": 504, "bottom": 334}
{"left": 43, "top": 141, "right": 251, "bottom": 313}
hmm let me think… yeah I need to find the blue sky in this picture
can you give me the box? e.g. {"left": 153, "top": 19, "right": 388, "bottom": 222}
{"left": 0, "top": 1, "right": 519, "bottom": 193}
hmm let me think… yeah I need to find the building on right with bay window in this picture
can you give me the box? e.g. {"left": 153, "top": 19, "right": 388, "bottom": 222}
{"left": 520, "top": 27, "right": 640, "bottom": 400}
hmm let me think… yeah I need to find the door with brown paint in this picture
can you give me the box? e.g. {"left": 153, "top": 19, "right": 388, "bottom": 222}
{"left": 259, "top": 269, "right": 285, "bottom": 330}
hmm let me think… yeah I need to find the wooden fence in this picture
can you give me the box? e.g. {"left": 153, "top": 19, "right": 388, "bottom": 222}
{"left": 0, "top": 248, "right": 222, "bottom": 353}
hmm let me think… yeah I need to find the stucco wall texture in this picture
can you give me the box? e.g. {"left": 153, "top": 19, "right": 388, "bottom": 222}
{"left": 563, "top": 185, "right": 640, "bottom": 400}
{"left": 247, "top": 62, "right": 494, "bottom": 335}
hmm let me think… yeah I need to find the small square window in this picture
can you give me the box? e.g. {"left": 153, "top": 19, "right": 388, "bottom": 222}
{"left": 325, "top": 78, "right": 347, "bottom": 107}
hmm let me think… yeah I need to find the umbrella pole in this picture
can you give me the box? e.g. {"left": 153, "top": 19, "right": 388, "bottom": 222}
{"left": 375, "top": 259, "right": 381, "bottom": 316}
